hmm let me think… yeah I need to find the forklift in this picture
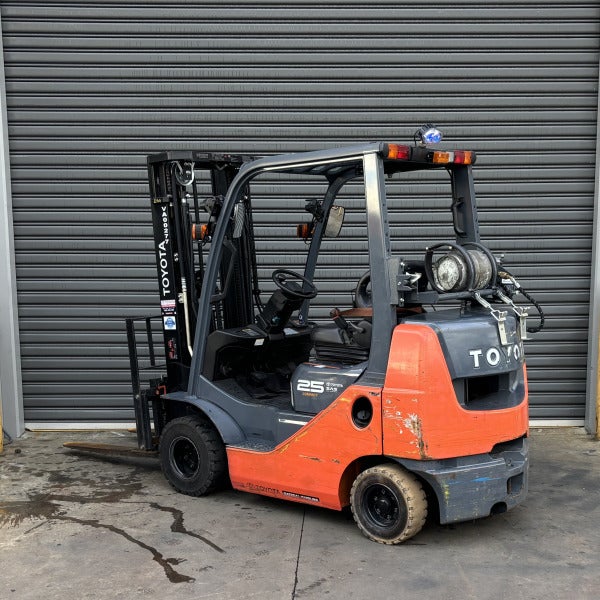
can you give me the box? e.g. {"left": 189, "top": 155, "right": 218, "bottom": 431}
{"left": 67, "top": 126, "right": 542, "bottom": 544}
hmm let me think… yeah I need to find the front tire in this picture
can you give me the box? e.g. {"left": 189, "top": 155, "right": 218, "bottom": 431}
{"left": 159, "top": 415, "right": 227, "bottom": 496}
{"left": 350, "top": 464, "right": 427, "bottom": 544}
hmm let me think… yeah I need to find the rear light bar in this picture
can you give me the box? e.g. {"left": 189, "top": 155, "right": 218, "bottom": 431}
{"left": 385, "top": 144, "right": 412, "bottom": 160}
{"left": 428, "top": 150, "right": 475, "bottom": 165}
{"left": 383, "top": 143, "right": 476, "bottom": 165}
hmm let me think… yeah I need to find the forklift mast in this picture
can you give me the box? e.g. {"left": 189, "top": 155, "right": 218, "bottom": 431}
{"left": 146, "top": 152, "right": 255, "bottom": 392}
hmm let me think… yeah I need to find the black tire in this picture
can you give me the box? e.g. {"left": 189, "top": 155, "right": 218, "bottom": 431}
{"left": 350, "top": 464, "right": 427, "bottom": 544}
{"left": 159, "top": 415, "right": 227, "bottom": 497}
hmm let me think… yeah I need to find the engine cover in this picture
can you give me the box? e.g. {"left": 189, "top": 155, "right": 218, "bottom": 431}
{"left": 291, "top": 361, "right": 367, "bottom": 414}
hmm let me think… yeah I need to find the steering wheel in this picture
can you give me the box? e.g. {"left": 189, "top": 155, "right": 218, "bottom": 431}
{"left": 354, "top": 271, "right": 372, "bottom": 308}
{"left": 272, "top": 269, "right": 318, "bottom": 300}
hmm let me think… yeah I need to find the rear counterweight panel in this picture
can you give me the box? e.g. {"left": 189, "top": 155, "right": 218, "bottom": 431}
{"left": 394, "top": 436, "right": 529, "bottom": 524}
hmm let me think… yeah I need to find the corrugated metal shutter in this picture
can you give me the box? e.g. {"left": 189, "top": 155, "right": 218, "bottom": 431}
{"left": 1, "top": 1, "right": 598, "bottom": 422}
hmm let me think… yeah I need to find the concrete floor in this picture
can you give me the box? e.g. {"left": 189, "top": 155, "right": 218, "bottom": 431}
{"left": 0, "top": 427, "right": 598, "bottom": 600}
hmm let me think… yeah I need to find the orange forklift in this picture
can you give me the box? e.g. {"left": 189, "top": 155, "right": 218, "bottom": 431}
{"left": 69, "top": 126, "right": 542, "bottom": 543}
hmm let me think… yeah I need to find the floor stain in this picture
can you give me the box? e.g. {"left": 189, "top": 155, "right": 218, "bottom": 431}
{"left": 55, "top": 514, "right": 195, "bottom": 583}
{"left": 0, "top": 463, "right": 223, "bottom": 584}
{"left": 149, "top": 502, "right": 225, "bottom": 554}
{"left": 0, "top": 496, "right": 62, "bottom": 528}
{"left": 296, "top": 577, "right": 328, "bottom": 596}
{"left": 0, "top": 492, "right": 196, "bottom": 584}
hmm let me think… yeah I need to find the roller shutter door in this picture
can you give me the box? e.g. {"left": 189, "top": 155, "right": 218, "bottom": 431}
{"left": 1, "top": 1, "right": 598, "bottom": 422}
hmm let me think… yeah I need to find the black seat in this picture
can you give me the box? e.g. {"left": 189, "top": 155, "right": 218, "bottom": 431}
{"left": 311, "top": 324, "right": 345, "bottom": 346}
{"left": 310, "top": 318, "right": 371, "bottom": 365}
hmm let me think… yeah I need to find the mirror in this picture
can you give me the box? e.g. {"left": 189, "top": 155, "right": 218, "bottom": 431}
{"left": 324, "top": 205, "right": 345, "bottom": 238}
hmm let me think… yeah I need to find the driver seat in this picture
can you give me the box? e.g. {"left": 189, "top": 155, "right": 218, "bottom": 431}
{"left": 311, "top": 308, "right": 372, "bottom": 365}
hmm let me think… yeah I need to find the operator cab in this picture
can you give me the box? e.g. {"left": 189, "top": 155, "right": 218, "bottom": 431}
{"left": 195, "top": 144, "right": 476, "bottom": 415}
{"left": 202, "top": 268, "right": 316, "bottom": 398}
{"left": 200, "top": 174, "right": 380, "bottom": 410}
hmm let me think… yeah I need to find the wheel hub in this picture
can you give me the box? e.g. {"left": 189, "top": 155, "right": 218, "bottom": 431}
{"left": 365, "top": 484, "right": 400, "bottom": 526}
{"left": 171, "top": 437, "right": 200, "bottom": 479}
{"left": 374, "top": 494, "right": 394, "bottom": 520}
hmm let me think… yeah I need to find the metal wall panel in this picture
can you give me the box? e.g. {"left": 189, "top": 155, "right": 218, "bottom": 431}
{"left": 1, "top": 1, "right": 598, "bottom": 421}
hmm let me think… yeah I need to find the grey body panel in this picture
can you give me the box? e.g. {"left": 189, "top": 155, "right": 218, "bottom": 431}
{"left": 167, "top": 377, "right": 313, "bottom": 449}
{"left": 162, "top": 390, "right": 247, "bottom": 446}
{"left": 403, "top": 309, "right": 524, "bottom": 379}
{"left": 291, "top": 361, "right": 367, "bottom": 413}
{"left": 394, "top": 436, "right": 529, "bottom": 524}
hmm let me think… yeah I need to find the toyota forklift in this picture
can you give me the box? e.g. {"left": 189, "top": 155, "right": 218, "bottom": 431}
{"left": 68, "top": 126, "right": 542, "bottom": 544}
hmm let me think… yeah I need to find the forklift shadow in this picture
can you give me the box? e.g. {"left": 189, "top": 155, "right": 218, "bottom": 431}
{"left": 63, "top": 442, "right": 528, "bottom": 547}
{"left": 223, "top": 484, "right": 526, "bottom": 547}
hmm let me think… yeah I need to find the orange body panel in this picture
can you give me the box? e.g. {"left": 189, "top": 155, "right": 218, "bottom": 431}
{"left": 228, "top": 322, "right": 528, "bottom": 509}
{"left": 382, "top": 324, "right": 529, "bottom": 460}
{"left": 227, "top": 385, "right": 383, "bottom": 510}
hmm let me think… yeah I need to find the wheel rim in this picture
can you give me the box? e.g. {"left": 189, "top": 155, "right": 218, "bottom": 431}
{"left": 362, "top": 483, "right": 406, "bottom": 530}
{"left": 170, "top": 436, "right": 200, "bottom": 479}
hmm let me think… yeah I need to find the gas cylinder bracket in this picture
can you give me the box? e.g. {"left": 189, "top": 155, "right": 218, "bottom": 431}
{"left": 473, "top": 292, "right": 509, "bottom": 345}
{"left": 495, "top": 288, "right": 531, "bottom": 341}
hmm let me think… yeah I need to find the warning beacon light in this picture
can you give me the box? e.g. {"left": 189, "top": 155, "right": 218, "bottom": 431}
{"left": 414, "top": 123, "right": 443, "bottom": 147}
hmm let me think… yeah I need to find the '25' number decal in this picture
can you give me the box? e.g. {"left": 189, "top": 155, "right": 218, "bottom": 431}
{"left": 296, "top": 379, "right": 324, "bottom": 394}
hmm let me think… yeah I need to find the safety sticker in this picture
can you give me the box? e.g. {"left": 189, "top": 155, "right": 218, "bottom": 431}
{"left": 161, "top": 299, "right": 176, "bottom": 315}
{"left": 282, "top": 490, "right": 320, "bottom": 503}
{"left": 163, "top": 316, "right": 177, "bottom": 330}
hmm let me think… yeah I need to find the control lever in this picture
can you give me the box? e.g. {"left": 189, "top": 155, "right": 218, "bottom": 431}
{"left": 473, "top": 292, "right": 509, "bottom": 345}
{"left": 495, "top": 288, "right": 531, "bottom": 341}
{"left": 330, "top": 308, "right": 364, "bottom": 344}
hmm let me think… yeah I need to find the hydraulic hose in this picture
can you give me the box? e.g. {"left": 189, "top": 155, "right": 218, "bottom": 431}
{"left": 498, "top": 269, "right": 545, "bottom": 334}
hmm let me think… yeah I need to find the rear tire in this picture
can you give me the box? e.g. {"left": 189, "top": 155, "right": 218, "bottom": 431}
{"left": 350, "top": 464, "right": 427, "bottom": 544}
{"left": 159, "top": 415, "right": 227, "bottom": 496}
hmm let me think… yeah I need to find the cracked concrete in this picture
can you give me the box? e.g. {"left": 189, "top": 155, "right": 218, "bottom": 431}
{"left": 0, "top": 428, "right": 599, "bottom": 599}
